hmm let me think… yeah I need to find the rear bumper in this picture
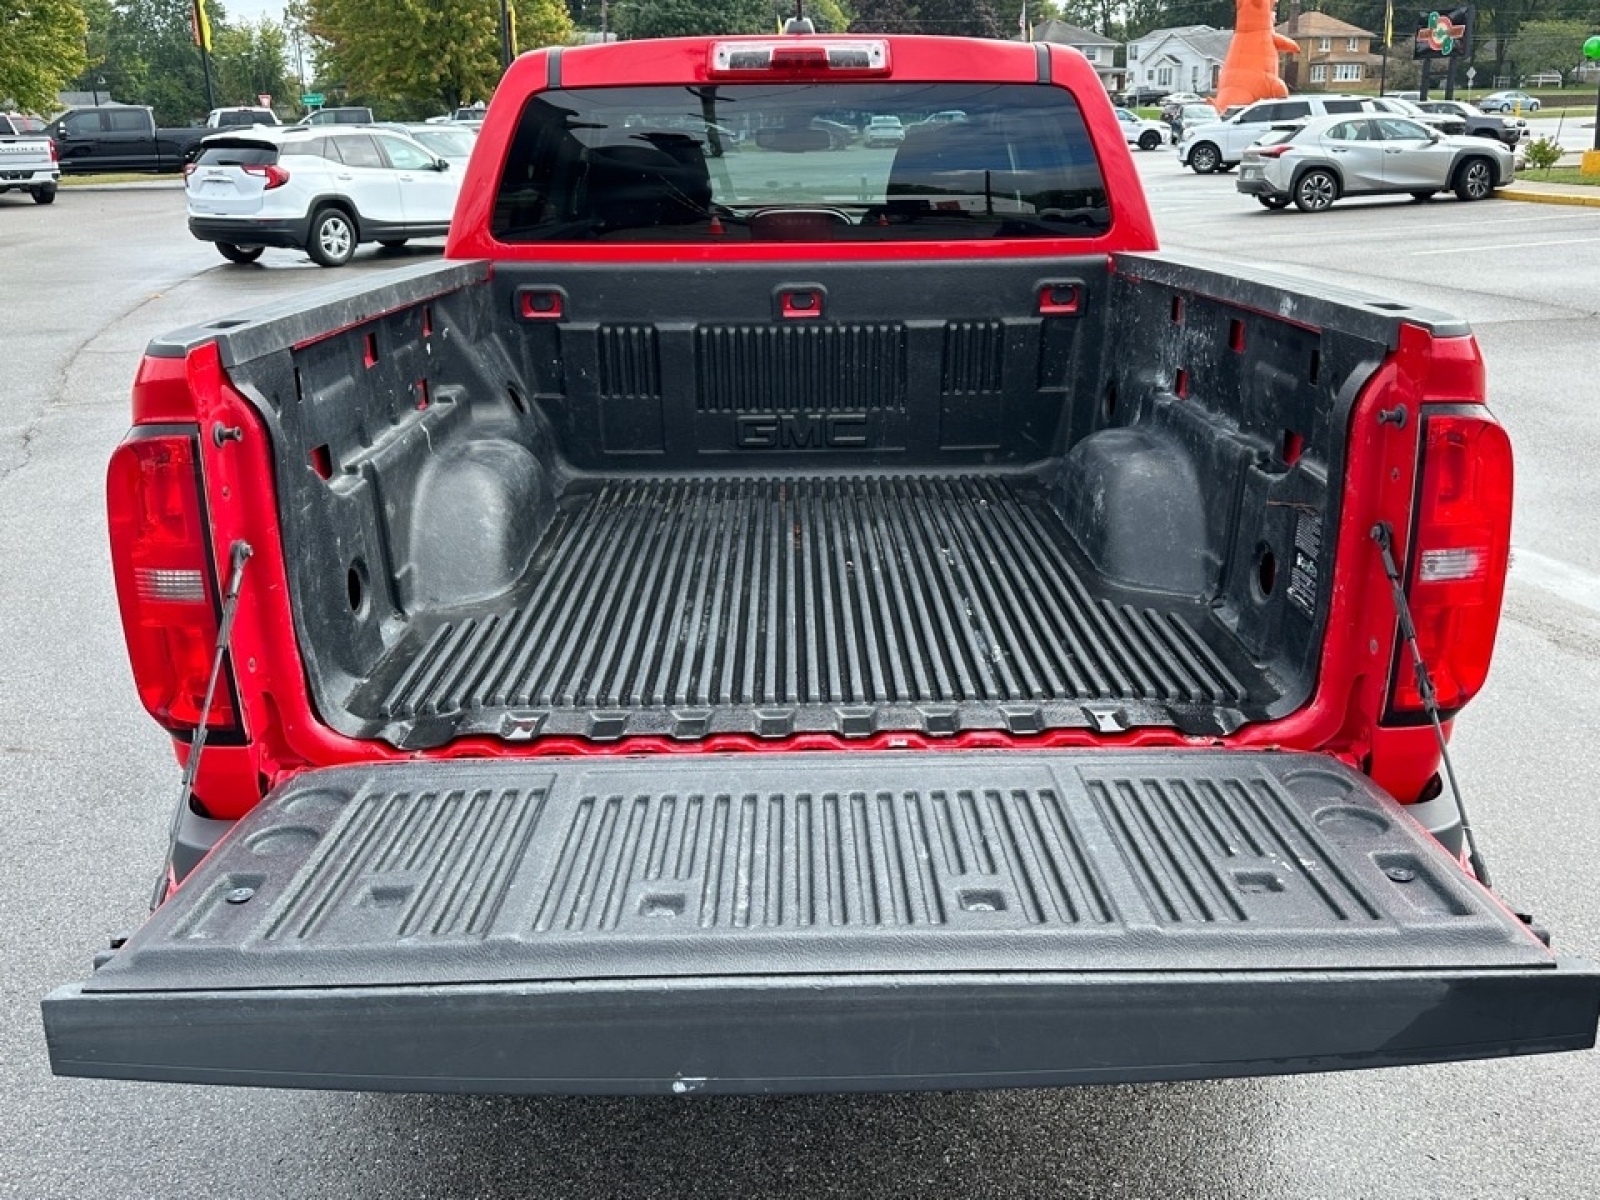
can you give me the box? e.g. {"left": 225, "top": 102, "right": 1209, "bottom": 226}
{"left": 1234, "top": 174, "right": 1282, "bottom": 197}
{"left": 0, "top": 168, "right": 58, "bottom": 187}
{"left": 44, "top": 962, "right": 1600, "bottom": 1094}
{"left": 187, "top": 215, "right": 308, "bottom": 249}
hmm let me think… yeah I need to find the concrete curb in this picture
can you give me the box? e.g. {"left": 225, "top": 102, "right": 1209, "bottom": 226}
{"left": 1501, "top": 186, "right": 1600, "bottom": 208}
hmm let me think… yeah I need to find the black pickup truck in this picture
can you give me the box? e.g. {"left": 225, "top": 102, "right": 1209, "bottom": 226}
{"left": 45, "top": 106, "right": 205, "bottom": 175}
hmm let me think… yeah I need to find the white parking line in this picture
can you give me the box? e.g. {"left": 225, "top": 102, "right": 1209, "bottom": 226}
{"left": 1510, "top": 548, "right": 1600, "bottom": 616}
{"left": 1410, "top": 235, "right": 1600, "bottom": 254}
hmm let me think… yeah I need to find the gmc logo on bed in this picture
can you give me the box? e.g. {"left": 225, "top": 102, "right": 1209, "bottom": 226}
{"left": 735, "top": 412, "right": 870, "bottom": 449}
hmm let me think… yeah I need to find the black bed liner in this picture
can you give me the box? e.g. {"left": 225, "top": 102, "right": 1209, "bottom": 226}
{"left": 355, "top": 473, "right": 1259, "bottom": 748}
{"left": 45, "top": 750, "right": 1600, "bottom": 1092}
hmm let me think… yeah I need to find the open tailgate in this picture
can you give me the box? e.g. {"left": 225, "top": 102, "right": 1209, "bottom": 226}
{"left": 44, "top": 751, "right": 1599, "bottom": 1093}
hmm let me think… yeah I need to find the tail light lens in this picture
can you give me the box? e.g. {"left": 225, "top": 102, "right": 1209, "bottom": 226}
{"left": 106, "top": 430, "right": 240, "bottom": 733}
{"left": 49, "top": 140, "right": 59, "bottom": 162}
{"left": 243, "top": 163, "right": 290, "bottom": 189}
{"left": 1391, "top": 409, "right": 1513, "bottom": 714}
{"left": 1254, "top": 144, "right": 1292, "bottom": 158}
{"left": 709, "top": 39, "right": 891, "bottom": 77}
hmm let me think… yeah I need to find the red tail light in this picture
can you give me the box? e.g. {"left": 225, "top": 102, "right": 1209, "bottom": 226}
{"left": 49, "top": 140, "right": 59, "bottom": 162}
{"left": 1390, "top": 408, "right": 1513, "bottom": 715}
{"left": 1254, "top": 144, "right": 1292, "bottom": 158}
{"left": 106, "top": 430, "right": 241, "bottom": 734}
{"left": 243, "top": 163, "right": 290, "bottom": 189}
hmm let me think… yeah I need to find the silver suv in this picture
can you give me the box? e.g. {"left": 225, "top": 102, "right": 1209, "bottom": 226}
{"left": 1179, "top": 95, "right": 1399, "bottom": 173}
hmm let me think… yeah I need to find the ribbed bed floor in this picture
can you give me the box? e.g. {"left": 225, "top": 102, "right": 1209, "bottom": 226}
{"left": 353, "top": 475, "right": 1267, "bottom": 745}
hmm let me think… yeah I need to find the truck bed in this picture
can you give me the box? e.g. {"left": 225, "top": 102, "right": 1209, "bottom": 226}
{"left": 161, "top": 254, "right": 1459, "bottom": 749}
{"left": 356, "top": 472, "right": 1254, "bottom": 744}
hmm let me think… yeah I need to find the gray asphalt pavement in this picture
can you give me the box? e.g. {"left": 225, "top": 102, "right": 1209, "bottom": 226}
{"left": 3, "top": 169, "right": 1599, "bottom": 1199}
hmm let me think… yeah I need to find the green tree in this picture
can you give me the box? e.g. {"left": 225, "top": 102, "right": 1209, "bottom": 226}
{"left": 308, "top": 0, "right": 558, "bottom": 114}
{"left": 213, "top": 18, "right": 294, "bottom": 108}
{"left": 108, "top": 0, "right": 215, "bottom": 124}
{"left": 769, "top": 0, "right": 854, "bottom": 33}
{"left": 849, "top": 0, "right": 921, "bottom": 33}
{"left": 914, "top": 0, "right": 1003, "bottom": 38}
{"left": 614, "top": 0, "right": 773, "bottom": 38}
{"left": 1509, "top": 18, "right": 1592, "bottom": 79}
{"left": 1, "top": 0, "right": 89, "bottom": 112}
{"left": 513, "top": 0, "right": 574, "bottom": 52}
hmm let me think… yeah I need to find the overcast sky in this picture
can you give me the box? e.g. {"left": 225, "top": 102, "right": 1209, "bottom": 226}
{"left": 227, "top": 0, "right": 288, "bottom": 23}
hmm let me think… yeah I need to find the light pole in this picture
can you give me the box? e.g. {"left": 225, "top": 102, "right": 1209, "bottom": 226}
{"left": 1585, "top": 36, "right": 1600, "bottom": 156}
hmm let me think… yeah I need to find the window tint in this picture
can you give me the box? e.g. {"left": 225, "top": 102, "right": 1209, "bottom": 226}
{"left": 378, "top": 134, "right": 435, "bottom": 170}
{"left": 1236, "top": 104, "right": 1267, "bottom": 124}
{"left": 1278, "top": 102, "right": 1312, "bottom": 120}
{"left": 335, "top": 134, "right": 384, "bottom": 168}
{"left": 492, "top": 83, "right": 1110, "bottom": 244}
{"left": 1376, "top": 118, "right": 1429, "bottom": 141}
{"left": 194, "top": 142, "right": 277, "bottom": 167}
{"left": 108, "top": 109, "right": 149, "bottom": 132}
{"left": 1323, "top": 99, "right": 1363, "bottom": 114}
{"left": 1325, "top": 121, "right": 1370, "bottom": 142}
{"left": 63, "top": 110, "right": 102, "bottom": 135}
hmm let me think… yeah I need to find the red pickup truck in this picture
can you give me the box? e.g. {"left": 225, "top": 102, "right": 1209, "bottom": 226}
{"left": 44, "top": 33, "right": 1599, "bottom": 1093}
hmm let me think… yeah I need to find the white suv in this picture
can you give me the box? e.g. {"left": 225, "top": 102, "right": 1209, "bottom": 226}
{"left": 185, "top": 126, "right": 462, "bottom": 267}
{"left": 1178, "top": 95, "right": 1374, "bottom": 173}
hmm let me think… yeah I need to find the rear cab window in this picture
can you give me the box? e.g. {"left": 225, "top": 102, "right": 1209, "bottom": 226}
{"left": 491, "top": 82, "right": 1110, "bottom": 243}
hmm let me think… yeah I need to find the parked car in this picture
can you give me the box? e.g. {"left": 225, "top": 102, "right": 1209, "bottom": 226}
{"left": 43, "top": 105, "right": 205, "bottom": 174}
{"left": 206, "top": 107, "right": 279, "bottom": 129}
{"left": 184, "top": 125, "right": 461, "bottom": 267}
{"left": 294, "top": 106, "right": 377, "bottom": 127}
{"left": 1236, "top": 114, "right": 1514, "bottom": 211}
{"left": 1365, "top": 96, "right": 1465, "bottom": 136}
{"left": 380, "top": 122, "right": 477, "bottom": 167}
{"left": 1120, "top": 85, "right": 1169, "bottom": 106}
{"left": 1178, "top": 94, "right": 1409, "bottom": 173}
{"left": 1171, "top": 102, "right": 1220, "bottom": 140}
{"left": 1415, "top": 100, "right": 1526, "bottom": 146}
{"left": 1114, "top": 106, "right": 1167, "bottom": 150}
{"left": 864, "top": 114, "right": 906, "bottom": 147}
{"left": 1159, "top": 92, "right": 1206, "bottom": 121}
{"left": 1478, "top": 90, "right": 1540, "bottom": 113}
{"left": 0, "top": 121, "right": 59, "bottom": 203}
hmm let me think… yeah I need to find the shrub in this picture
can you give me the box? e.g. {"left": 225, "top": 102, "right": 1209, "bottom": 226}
{"left": 1524, "top": 137, "right": 1564, "bottom": 171}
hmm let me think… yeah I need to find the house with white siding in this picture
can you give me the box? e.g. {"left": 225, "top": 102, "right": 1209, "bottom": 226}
{"left": 1125, "top": 25, "right": 1233, "bottom": 97}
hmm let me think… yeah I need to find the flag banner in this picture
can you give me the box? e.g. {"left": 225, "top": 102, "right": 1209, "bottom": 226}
{"left": 192, "top": 0, "right": 212, "bottom": 52}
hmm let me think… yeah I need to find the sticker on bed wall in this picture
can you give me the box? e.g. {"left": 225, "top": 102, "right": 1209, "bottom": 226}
{"left": 1288, "top": 512, "right": 1321, "bottom": 618}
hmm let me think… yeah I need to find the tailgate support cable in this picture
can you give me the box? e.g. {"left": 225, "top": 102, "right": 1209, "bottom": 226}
{"left": 1371, "top": 522, "right": 1492, "bottom": 888}
{"left": 172, "top": 539, "right": 253, "bottom": 835}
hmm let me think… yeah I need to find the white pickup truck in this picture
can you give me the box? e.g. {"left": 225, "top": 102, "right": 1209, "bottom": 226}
{"left": 0, "top": 114, "right": 59, "bottom": 204}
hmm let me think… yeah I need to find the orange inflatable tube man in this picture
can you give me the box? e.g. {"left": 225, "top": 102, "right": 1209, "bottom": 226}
{"left": 1213, "top": 0, "right": 1300, "bottom": 111}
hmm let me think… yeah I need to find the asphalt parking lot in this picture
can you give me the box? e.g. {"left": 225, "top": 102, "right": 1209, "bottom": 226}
{"left": 3, "top": 166, "right": 1599, "bottom": 1198}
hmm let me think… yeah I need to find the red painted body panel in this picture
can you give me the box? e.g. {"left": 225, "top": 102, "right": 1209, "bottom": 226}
{"left": 114, "top": 38, "right": 1498, "bottom": 823}
{"left": 446, "top": 37, "right": 1158, "bottom": 264}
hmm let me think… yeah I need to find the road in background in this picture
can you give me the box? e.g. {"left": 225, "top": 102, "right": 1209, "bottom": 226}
{"left": 2, "top": 175, "right": 1598, "bottom": 1199}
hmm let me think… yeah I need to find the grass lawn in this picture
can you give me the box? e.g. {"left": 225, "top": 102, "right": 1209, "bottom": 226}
{"left": 59, "top": 173, "right": 181, "bottom": 186}
{"left": 1516, "top": 166, "right": 1600, "bottom": 187}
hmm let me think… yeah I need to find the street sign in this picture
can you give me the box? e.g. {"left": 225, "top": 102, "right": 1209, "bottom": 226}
{"left": 1466, "top": 67, "right": 1476, "bottom": 83}
{"left": 258, "top": 94, "right": 272, "bottom": 107}
{"left": 301, "top": 93, "right": 324, "bottom": 106}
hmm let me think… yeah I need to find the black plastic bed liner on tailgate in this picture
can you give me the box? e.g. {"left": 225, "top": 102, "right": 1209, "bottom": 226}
{"left": 44, "top": 751, "right": 1600, "bottom": 1093}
